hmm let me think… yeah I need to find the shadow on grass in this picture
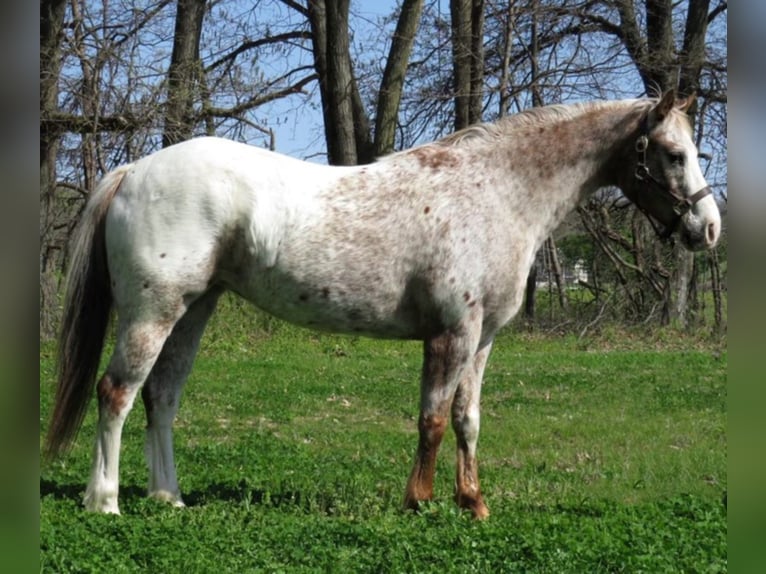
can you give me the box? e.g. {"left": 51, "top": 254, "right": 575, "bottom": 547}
{"left": 41, "top": 475, "right": 392, "bottom": 517}
{"left": 184, "top": 480, "right": 306, "bottom": 509}
{"left": 40, "top": 478, "right": 145, "bottom": 503}
{"left": 41, "top": 476, "right": 315, "bottom": 512}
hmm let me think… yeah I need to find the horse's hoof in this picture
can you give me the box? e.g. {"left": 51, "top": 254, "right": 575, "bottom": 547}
{"left": 456, "top": 493, "right": 490, "bottom": 520}
{"left": 83, "top": 494, "right": 121, "bottom": 514}
{"left": 148, "top": 489, "right": 186, "bottom": 507}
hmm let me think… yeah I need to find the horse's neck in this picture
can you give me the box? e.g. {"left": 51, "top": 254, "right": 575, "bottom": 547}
{"left": 494, "top": 101, "right": 645, "bottom": 237}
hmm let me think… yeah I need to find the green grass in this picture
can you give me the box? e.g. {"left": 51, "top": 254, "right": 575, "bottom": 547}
{"left": 40, "top": 297, "right": 726, "bottom": 572}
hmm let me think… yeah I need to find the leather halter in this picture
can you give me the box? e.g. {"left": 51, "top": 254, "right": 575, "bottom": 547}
{"left": 632, "top": 117, "right": 712, "bottom": 240}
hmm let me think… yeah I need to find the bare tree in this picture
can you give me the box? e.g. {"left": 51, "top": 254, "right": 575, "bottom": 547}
{"left": 373, "top": 0, "right": 425, "bottom": 157}
{"left": 163, "top": 0, "right": 207, "bottom": 148}
{"left": 308, "top": 0, "right": 424, "bottom": 164}
{"left": 451, "top": 0, "right": 485, "bottom": 129}
{"left": 40, "top": 0, "right": 69, "bottom": 339}
{"left": 307, "top": 0, "right": 359, "bottom": 165}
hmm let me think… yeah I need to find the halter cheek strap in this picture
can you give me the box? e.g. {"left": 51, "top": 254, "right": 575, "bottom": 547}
{"left": 633, "top": 121, "right": 712, "bottom": 240}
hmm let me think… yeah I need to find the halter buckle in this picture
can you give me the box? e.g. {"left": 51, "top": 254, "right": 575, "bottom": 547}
{"left": 672, "top": 199, "right": 691, "bottom": 217}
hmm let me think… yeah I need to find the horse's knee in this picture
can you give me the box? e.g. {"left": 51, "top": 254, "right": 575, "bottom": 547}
{"left": 419, "top": 413, "right": 448, "bottom": 445}
{"left": 452, "top": 404, "right": 480, "bottom": 444}
{"left": 96, "top": 373, "right": 134, "bottom": 419}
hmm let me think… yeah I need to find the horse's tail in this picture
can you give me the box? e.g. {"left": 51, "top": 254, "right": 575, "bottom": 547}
{"left": 45, "top": 165, "right": 131, "bottom": 460}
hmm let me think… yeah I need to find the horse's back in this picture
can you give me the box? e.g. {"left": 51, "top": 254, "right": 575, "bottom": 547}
{"left": 102, "top": 138, "right": 340, "bottom": 307}
{"left": 118, "top": 136, "right": 335, "bottom": 204}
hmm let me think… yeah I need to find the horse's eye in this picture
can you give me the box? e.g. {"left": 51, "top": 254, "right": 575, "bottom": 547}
{"left": 667, "top": 151, "right": 685, "bottom": 166}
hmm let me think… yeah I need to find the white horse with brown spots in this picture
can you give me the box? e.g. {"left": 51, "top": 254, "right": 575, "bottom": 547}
{"left": 46, "top": 91, "right": 720, "bottom": 517}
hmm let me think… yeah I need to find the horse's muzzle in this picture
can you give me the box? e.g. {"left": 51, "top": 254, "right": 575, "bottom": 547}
{"left": 679, "top": 215, "right": 720, "bottom": 251}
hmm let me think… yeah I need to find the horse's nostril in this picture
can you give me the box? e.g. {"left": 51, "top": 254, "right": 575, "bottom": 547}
{"left": 706, "top": 222, "right": 718, "bottom": 246}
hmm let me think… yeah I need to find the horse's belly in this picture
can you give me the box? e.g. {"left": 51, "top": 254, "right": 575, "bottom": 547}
{"left": 223, "top": 270, "right": 424, "bottom": 340}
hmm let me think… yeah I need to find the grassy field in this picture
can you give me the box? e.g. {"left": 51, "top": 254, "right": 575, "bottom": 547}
{"left": 40, "top": 296, "right": 726, "bottom": 572}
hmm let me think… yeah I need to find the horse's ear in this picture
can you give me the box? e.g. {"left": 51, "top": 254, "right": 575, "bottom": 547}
{"left": 650, "top": 90, "right": 676, "bottom": 124}
{"left": 676, "top": 92, "right": 697, "bottom": 113}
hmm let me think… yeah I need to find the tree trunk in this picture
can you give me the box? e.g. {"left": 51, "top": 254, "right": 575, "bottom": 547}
{"left": 40, "top": 0, "right": 68, "bottom": 340}
{"left": 667, "top": 0, "right": 710, "bottom": 326}
{"left": 670, "top": 244, "right": 694, "bottom": 328}
{"left": 678, "top": 0, "right": 710, "bottom": 102}
{"left": 546, "top": 237, "right": 567, "bottom": 311}
{"left": 70, "top": 0, "right": 100, "bottom": 193}
{"left": 522, "top": 0, "right": 543, "bottom": 322}
{"left": 308, "top": 0, "right": 357, "bottom": 165}
{"left": 468, "top": 0, "right": 485, "bottom": 124}
{"left": 524, "top": 263, "right": 537, "bottom": 321}
{"left": 709, "top": 249, "right": 723, "bottom": 330}
{"left": 310, "top": 0, "right": 424, "bottom": 164}
{"left": 672, "top": 0, "right": 711, "bottom": 327}
{"left": 451, "top": 0, "right": 471, "bottom": 130}
{"left": 373, "top": 0, "right": 425, "bottom": 157}
{"left": 450, "top": 0, "right": 484, "bottom": 130}
{"left": 529, "top": 0, "right": 543, "bottom": 108}
{"left": 163, "top": 0, "right": 207, "bottom": 148}
{"left": 498, "top": 2, "right": 514, "bottom": 118}
{"left": 307, "top": 0, "right": 331, "bottom": 154}
{"left": 644, "top": 0, "right": 676, "bottom": 89}
{"left": 325, "top": 0, "right": 357, "bottom": 165}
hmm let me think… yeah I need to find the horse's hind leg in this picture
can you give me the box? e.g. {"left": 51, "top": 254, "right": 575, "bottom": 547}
{"left": 451, "top": 341, "right": 493, "bottom": 519}
{"left": 84, "top": 315, "right": 180, "bottom": 514}
{"left": 141, "top": 288, "right": 222, "bottom": 506}
{"left": 403, "top": 313, "right": 482, "bottom": 513}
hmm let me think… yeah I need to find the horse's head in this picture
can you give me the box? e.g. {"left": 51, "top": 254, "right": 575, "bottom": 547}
{"left": 621, "top": 91, "right": 721, "bottom": 251}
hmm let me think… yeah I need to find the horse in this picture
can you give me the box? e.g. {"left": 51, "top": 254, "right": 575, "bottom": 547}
{"left": 45, "top": 90, "right": 721, "bottom": 518}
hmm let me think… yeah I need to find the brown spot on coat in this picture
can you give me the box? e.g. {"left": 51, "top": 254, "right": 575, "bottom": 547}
{"left": 410, "top": 147, "right": 459, "bottom": 170}
{"left": 97, "top": 373, "right": 128, "bottom": 417}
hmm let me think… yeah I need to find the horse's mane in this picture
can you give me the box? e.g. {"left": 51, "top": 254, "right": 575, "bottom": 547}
{"left": 435, "top": 100, "right": 651, "bottom": 147}
{"left": 384, "top": 97, "right": 690, "bottom": 160}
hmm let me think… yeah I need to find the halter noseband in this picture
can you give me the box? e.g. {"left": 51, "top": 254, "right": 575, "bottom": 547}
{"left": 632, "top": 117, "right": 712, "bottom": 240}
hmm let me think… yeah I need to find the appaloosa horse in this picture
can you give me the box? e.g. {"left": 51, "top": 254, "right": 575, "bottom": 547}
{"left": 46, "top": 91, "right": 720, "bottom": 517}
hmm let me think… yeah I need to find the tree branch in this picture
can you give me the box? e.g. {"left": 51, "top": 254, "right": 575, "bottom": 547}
{"left": 708, "top": 1, "right": 727, "bottom": 23}
{"left": 203, "top": 73, "right": 318, "bottom": 118}
{"left": 278, "top": 0, "right": 309, "bottom": 17}
{"left": 41, "top": 112, "right": 143, "bottom": 135}
{"left": 205, "top": 31, "right": 312, "bottom": 73}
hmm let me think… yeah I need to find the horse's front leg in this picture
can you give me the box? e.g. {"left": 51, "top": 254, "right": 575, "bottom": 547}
{"left": 451, "top": 341, "right": 493, "bottom": 519}
{"left": 404, "top": 315, "right": 481, "bottom": 513}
